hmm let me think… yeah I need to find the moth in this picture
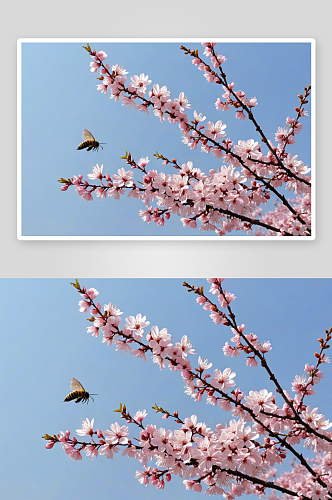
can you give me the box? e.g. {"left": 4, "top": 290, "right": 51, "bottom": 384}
{"left": 63, "top": 378, "right": 97, "bottom": 404}
{"left": 76, "top": 129, "right": 105, "bottom": 152}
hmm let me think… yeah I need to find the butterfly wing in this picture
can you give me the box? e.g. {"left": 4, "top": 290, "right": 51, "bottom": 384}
{"left": 70, "top": 378, "right": 85, "bottom": 392}
{"left": 82, "top": 129, "right": 95, "bottom": 141}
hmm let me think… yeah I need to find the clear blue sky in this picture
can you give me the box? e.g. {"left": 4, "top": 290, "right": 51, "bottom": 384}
{"left": 20, "top": 41, "right": 312, "bottom": 237}
{"left": 1, "top": 278, "right": 331, "bottom": 499}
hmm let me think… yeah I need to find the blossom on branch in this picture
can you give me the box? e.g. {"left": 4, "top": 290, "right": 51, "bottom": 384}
{"left": 59, "top": 42, "right": 312, "bottom": 237}
{"left": 43, "top": 279, "right": 331, "bottom": 498}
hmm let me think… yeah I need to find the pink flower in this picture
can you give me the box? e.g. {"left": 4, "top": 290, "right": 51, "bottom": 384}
{"left": 134, "top": 409, "right": 147, "bottom": 423}
{"left": 198, "top": 356, "right": 212, "bottom": 370}
{"left": 218, "top": 292, "right": 236, "bottom": 308}
{"left": 100, "top": 315, "right": 121, "bottom": 343}
{"left": 112, "top": 168, "right": 134, "bottom": 188}
{"left": 137, "top": 157, "right": 150, "bottom": 169}
{"left": 95, "top": 187, "right": 107, "bottom": 199}
{"left": 284, "top": 154, "right": 310, "bottom": 175}
{"left": 292, "top": 374, "right": 313, "bottom": 395}
{"left": 107, "top": 186, "right": 125, "bottom": 200}
{"left": 99, "top": 444, "right": 118, "bottom": 459}
{"left": 224, "top": 343, "right": 240, "bottom": 358}
{"left": 85, "top": 445, "right": 98, "bottom": 459}
{"left": 131, "top": 348, "right": 147, "bottom": 362}
{"left": 301, "top": 406, "right": 332, "bottom": 431}
{"left": 245, "top": 389, "right": 276, "bottom": 415}
{"left": 111, "top": 63, "right": 128, "bottom": 77}
{"left": 150, "top": 84, "right": 171, "bottom": 110}
{"left": 193, "top": 110, "right": 206, "bottom": 124}
{"left": 235, "top": 110, "right": 246, "bottom": 120}
{"left": 136, "top": 468, "right": 151, "bottom": 486}
{"left": 125, "top": 314, "right": 150, "bottom": 338}
{"left": 97, "top": 83, "right": 108, "bottom": 94}
{"left": 90, "top": 61, "right": 100, "bottom": 73}
{"left": 82, "top": 288, "right": 99, "bottom": 300}
{"left": 76, "top": 418, "right": 94, "bottom": 436}
{"left": 174, "top": 92, "right": 191, "bottom": 110}
{"left": 152, "top": 173, "right": 172, "bottom": 194}
{"left": 95, "top": 51, "right": 107, "bottom": 61}
{"left": 150, "top": 428, "right": 174, "bottom": 453}
{"left": 122, "top": 444, "right": 138, "bottom": 458}
{"left": 210, "top": 312, "right": 224, "bottom": 325}
{"left": 69, "top": 449, "right": 82, "bottom": 461}
{"left": 246, "top": 356, "right": 258, "bottom": 367}
{"left": 176, "top": 335, "right": 195, "bottom": 358}
{"left": 87, "top": 164, "right": 103, "bottom": 180}
{"left": 205, "top": 120, "right": 227, "bottom": 140}
{"left": 104, "top": 302, "right": 123, "bottom": 317}
{"left": 113, "top": 337, "right": 132, "bottom": 354}
{"left": 149, "top": 326, "right": 172, "bottom": 357}
{"left": 104, "top": 422, "right": 129, "bottom": 445}
{"left": 129, "top": 73, "right": 151, "bottom": 94}
{"left": 78, "top": 300, "right": 90, "bottom": 313}
{"left": 234, "top": 139, "right": 262, "bottom": 161}
{"left": 210, "top": 367, "right": 236, "bottom": 391}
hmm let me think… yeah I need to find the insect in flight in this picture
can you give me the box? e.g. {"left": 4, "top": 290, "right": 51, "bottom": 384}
{"left": 76, "top": 129, "right": 105, "bottom": 152}
{"left": 63, "top": 378, "right": 97, "bottom": 404}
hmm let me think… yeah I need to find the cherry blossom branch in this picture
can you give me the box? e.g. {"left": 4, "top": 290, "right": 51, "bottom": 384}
{"left": 298, "top": 330, "right": 332, "bottom": 405}
{"left": 184, "top": 280, "right": 332, "bottom": 445}
{"left": 91, "top": 44, "right": 311, "bottom": 225}
{"left": 92, "top": 42, "right": 310, "bottom": 190}
{"left": 59, "top": 155, "right": 296, "bottom": 236}
{"left": 181, "top": 44, "right": 311, "bottom": 187}
{"left": 42, "top": 418, "right": 307, "bottom": 499}
{"left": 42, "top": 401, "right": 313, "bottom": 500}
{"left": 187, "top": 128, "right": 310, "bottom": 231}
{"left": 59, "top": 43, "right": 312, "bottom": 237}
{"left": 149, "top": 153, "right": 295, "bottom": 234}
{"left": 43, "top": 279, "right": 331, "bottom": 498}
{"left": 78, "top": 278, "right": 329, "bottom": 450}
{"left": 73, "top": 280, "right": 331, "bottom": 483}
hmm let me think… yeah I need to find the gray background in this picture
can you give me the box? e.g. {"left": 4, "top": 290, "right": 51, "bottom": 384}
{"left": 3, "top": 0, "right": 329, "bottom": 277}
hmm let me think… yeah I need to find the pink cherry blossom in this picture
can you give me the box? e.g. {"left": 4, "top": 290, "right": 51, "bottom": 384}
{"left": 104, "top": 422, "right": 129, "bottom": 445}
{"left": 99, "top": 444, "right": 118, "bottom": 459}
{"left": 60, "top": 42, "right": 312, "bottom": 237}
{"left": 87, "top": 164, "right": 103, "bottom": 180}
{"left": 125, "top": 314, "right": 150, "bottom": 337}
{"left": 45, "top": 278, "right": 332, "bottom": 498}
{"left": 210, "top": 367, "right": 236, "bottom": 391}
{"left": 129, "top": 73, "right": 152, "bottom": 94}
{"left": 76, "top": 418, "right": 94, "bottom": 436}
{"left": 245, "top": 389, "right": 277, "bottom": 415}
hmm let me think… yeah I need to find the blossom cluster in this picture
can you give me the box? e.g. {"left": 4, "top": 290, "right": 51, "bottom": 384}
{"left": 43, "top": 280, "right": 332, "bottom": 499}
{"left": 59, "top": 42, "right": 312, "bottom": 236}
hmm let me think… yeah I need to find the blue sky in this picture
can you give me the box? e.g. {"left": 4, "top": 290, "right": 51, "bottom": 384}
{"left": 20, "top": 41, "right": 312, "bottom": 237}
{"left": 1, "top": 278, "right": 331, "bottom": 499}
